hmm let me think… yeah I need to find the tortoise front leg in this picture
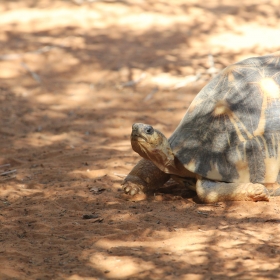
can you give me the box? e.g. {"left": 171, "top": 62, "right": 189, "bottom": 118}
{"left": 196, "top": 178, "right": 270, "bottom": 203}
{"left": 122, "top": 158, "right": 170, "bottom": 195}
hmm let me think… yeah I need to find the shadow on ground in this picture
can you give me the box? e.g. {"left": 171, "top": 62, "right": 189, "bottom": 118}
{"left": 1, "top": 0, "right": 280, "bottom": 279}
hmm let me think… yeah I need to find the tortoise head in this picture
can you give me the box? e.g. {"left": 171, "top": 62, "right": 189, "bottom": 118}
{"left": 130, "top": 123, "right": 176, "bottom": 174}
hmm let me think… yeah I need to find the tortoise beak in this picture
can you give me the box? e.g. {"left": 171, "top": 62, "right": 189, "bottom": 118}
{"left": 131, "top": 123, "right": 141, "bottom": 141}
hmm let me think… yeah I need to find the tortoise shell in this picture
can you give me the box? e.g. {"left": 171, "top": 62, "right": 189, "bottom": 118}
{"left": 169, "top": 52, "right": 280, "bottom": 183}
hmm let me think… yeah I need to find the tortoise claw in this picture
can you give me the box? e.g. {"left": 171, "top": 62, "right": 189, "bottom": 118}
{"left": 130, "top": 189, "right": 137, "bottom": 196}
{"left": 121, "top": 176, "right": 145, "bottom": 196}
{"left": 123, "top": 185, "right": 131, "bottom": 193}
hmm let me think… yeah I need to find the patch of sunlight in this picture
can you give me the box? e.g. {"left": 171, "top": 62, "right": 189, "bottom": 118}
{"left": 0, "top": 62, "right": 22, "bottom": 78}
{"left": 149, "top": 73, "right": 198, "bottom": 89}
{"left": 88, "top": 253, "right": 154, "bottom": 279}
{"left": 71, "top": 169, "right": 107, "bottom": 179}
{"left": 95, "top": 233, "right": 208, "bottom": 252}
{"left": 109, "top": 140, "right": 132, "bottom": 150}
{"left": 36, "top": 87, "right": 92, "bottom": 105}
{"left": 103, "top": 128, "right": 129, "bottom": 138}
{"left": 0, "top": 8, "right": 103, "bottom": 30}
{"left": 65, "top": 86, "right": 93, "bottom": 102}
{"left": 67, "top": 275, "right": 97, "bottom": 280}
{"left": 117, "top": 13, "right": 190, "bottom": 30}
{"left": 0, "top": 186, "right": 44, "bottom": 201}
{"left": 35, "top": 94, "right": 66, "bottom": 105}
{"left": 209, "top": 24, "right": 280, "bottom": 51}
{"left": 14, "top": 132, "right": 83, "bottom": 148}
{"left": 0, "top": 6, "right": 193, "bottom": 32}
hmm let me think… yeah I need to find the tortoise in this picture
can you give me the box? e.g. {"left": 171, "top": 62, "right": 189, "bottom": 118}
{"left": 122, "top": 51, "right": 280, "bottom": 203}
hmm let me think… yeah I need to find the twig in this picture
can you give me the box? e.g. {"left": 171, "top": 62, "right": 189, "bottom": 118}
{"left": 173, "top": 73, "right": 201, "bottom": 89}
{"left": 0, "top": 45, "right": 57, "bottom": 61}
{"left": 120, "top": 73, "right": 146, "bottom": 88}
{"left": 0, "top": 164, "right": 11, "bottom": 169}
{"left": 144, "top": 87, "right": 158, "bottom": 101}
{"left": 207, "top": 53, "right": 218, "bottom": 77}
{"left": 1, "top": 169, "right": 17, "bottom": 176}
{"left": 21, "top": 62, "right": 41, "bottom": 83}
{"left": 0, "top": 175, "right": 16, "bottom": 181}
{"left": 32, "top": 45, "right": 56, "bottom": 54}
{"left": 113, "top": 173, "right": 127, "bottom": 178}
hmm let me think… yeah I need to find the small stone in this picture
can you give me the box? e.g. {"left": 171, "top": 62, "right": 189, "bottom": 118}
{"left": 82, "top": 214, "right": 99, "bottom": 219}
{"left": 90, "top": 187, "right": 105, "bottom": 194}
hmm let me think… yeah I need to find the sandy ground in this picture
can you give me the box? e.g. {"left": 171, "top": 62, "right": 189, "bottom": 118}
{"left": 1, "top": 0, "right": 280, "bottom": 279}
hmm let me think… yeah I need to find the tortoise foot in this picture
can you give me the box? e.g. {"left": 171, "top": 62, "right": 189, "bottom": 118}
{"left": 121, "top": 175, "right": 146, "bottom": 196}
{"left": 197, "top": 179, "right": 270, "bottom": 203}
{"left": 246, "top": 183, "right": 270, "bottom": 202}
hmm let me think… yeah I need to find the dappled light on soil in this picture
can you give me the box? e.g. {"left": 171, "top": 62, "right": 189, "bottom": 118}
{"left": 1, "top": 0, "right": 280, "bottom": 279}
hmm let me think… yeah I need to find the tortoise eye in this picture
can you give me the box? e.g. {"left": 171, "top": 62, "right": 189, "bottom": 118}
{"left": 145, "top": 125, "right": 154, "bottom": 135}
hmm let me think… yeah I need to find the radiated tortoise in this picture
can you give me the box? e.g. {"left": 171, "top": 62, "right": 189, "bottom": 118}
{"left": 122, "top": 52, "right": 280, "bottom": 203}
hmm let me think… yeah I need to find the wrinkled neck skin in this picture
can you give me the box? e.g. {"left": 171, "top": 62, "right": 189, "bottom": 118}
{"left": 131, "top": 129, "right": 194, "bottom": 178}
{"left": 132, "top": 131, "right": 175, "bottom": 173}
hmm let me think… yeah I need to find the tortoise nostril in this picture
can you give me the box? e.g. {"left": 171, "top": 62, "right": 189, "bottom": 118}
{"left": 145, "top": 125, "right": 154, "bottom": 135}
{"left": 132, "top": 123, "right": 138, "bottom": 130}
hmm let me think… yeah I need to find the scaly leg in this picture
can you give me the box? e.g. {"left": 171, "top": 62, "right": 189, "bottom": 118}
{"left": 122, "top": 158, "right": 170, "bottom": 195}
{"left": 196, "top": 178, "right": 270, "bottom": 203}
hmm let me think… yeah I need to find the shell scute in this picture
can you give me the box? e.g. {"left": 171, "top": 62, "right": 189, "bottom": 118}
{"left": 169, "top": 52, "right": 280, "bottom": 183}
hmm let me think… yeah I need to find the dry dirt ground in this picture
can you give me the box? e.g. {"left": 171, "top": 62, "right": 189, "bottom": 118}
{"left": 1, "top": 1, "right": 280, "bottom": 279}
